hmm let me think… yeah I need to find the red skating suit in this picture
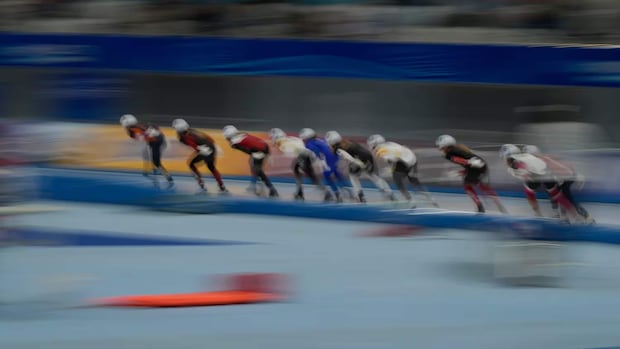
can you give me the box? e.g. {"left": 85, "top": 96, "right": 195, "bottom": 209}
{"left": 178, "top": 129, "right": 216, "bottom": 152}
{"left": 229, "top": 133, "right": 269, "bottom": 155}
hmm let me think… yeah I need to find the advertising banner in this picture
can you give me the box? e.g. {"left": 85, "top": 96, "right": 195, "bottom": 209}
{"left": 50, "top": 124, "right": 297, "bottom": 177}
{"left": 1, "top": 33, "right": 620, "bottom": 87}
{"left": 38, "top": 71, "right": 128, "bottom": 121}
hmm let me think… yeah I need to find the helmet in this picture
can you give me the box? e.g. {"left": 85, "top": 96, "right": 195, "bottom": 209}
{"left": 522, "top": 144, "right": 541, "bottom": 155}
{"left": 436, "top": 134, "right": 456, "bottom": 149}
{"left": 299, "top": 128, "right": 316, "bottom": 141}
{"left": 325, "top": 130, "right": 342, "bottom": 146}
{"left": 367, "top": 134, "right": 386, "bottom": 149}
{"left": 269, "top": 128, "right": 286, "bottom": 141}
{"left": 120, "top": 114, "right": 138, "bottom": 127}
{"left": 223, "top": 125, "right": 238, "bottom": 139}
{"left": 499, "top": 144, "right": 521, "bottom": 160}
{"left": 172, "top": 118, "right": 190, "bottom": 132}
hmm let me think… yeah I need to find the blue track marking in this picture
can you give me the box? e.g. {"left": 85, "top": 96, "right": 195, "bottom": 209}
{"left": 5, "top": 227, "right": 255, "bottom": 247}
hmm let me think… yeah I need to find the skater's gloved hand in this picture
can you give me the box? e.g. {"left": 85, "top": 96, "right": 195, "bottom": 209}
{"left": 574, "top": 173, "right": 586, "bottom": 190}
{"left": 467, "top": 157, "right": 484, "bottom": 168}
{"left": 353, "top": 159, "right": 366, "bottom": 169}
{"left": 336, "top": 149, "right": 364, "bottom": 168}
{"left": 320, "top": 159, "right": 331, "bottom": 171}
{"left": 446, "top": 169, "right": 463, "bottom": 178}
{"left": 508, "top": 167, "right": 529, "bottom": 179}
{"left": 198, "top": 145, "right": 213, "bottom": 156}
{"left": 251, "top": 152, "right": 266, "bottom": 159}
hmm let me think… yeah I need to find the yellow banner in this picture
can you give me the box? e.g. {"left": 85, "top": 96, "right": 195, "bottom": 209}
{"left": 52, "top": 124, "right": 295, "bottom": 177}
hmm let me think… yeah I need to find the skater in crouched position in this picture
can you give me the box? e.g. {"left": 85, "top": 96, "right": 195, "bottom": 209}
{"left": 522, "top": 144, "right": 594, "bottom": 223}
{"left": 172, "top": 119, "right": 227, "bottom": 193}
{"left": 325, "top": 130, "right": 395, "bottom": 203}
{"left": 120, "top": 114, "right": 174, "bottom": 188}
{"left": 436, "top": 134, "right": 506, "bottom": 213}
{"left": 504, "top": 144, "right": 592, "bottom": 224}
{"left": 299, "top": 128, "right": 349, "bottom": 202}
{"left": 223, "top": 125, "right": 278, "bottom": 198}
{"left": 270, "top": 128, "right": 332, "bottom": 201}
{"left": 367, "top": 134, "right": 438, "bottom": 207}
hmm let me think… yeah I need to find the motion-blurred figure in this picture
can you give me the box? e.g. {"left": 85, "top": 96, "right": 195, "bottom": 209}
{"left": 325, "top": 130, "right": 395, "bottom": 203}
{"left": 500, "top": 144, "right": 585, "bottom": 223}
{"left": 172, "top": 119, "right": 227, "bottom": 194}
{"left": 522, "top": 144, "right": 594, "bottom": 223}
{"left": 269, "top": 128, "right": 332, "bottom": 202}
{"left": 436, "top": 134, "right": 506, "bottom": 213}
{"left": 299, "top": 128, "right": 349, "bottom": 203}
{"left": 367, "top": 134, "right": 438, "bottom": 208}
{"left": 119, "top": 114, "right": 174, "bottom": 188}
{"left": 223, "top": 125, "right": 278, "bottom": 198}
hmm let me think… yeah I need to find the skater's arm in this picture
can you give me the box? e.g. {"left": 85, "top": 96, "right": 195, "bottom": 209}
{"left": 336, "top": 149, "right": 365, "bottom": 168}
{"left": 446, "top": 154, "right": 469, "bottom": 166}
{"left": 179, "top": 132, "right": 200, "bottom": 150}
{"left": 507, "top": 160, "right": 529, "bottom": 179}
{"left": 231, "top": 143, "right": 254, "bottom": 155}
{"left": 127, "top": 126, "right": 145, "bottom": 141}
{"left": 304, "top": 142, "right": 322, "bottom": 159}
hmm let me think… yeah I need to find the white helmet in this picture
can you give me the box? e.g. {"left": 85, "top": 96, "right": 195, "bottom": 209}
{"left": 522, "top": 144, "right": 541, "bottom": 155}
{"left": 299, "top": 128, "right": 316, "bottom": 141}
{"left": 367, "top": 134, "right": 386, "bottom": 149}
{"left": 436, "top": 134, "right": 456, "bottom": 149}
{"left": 269, "top": 128, "right": 286, "bottom": 141}
{"left": 223, "top": 125, "right": 238, "bottom": 139}
{"left": 172, "top": 118, "right": 190, "bottom": 132}
{"left": 120, "top": 114, "right": 138, "bottom": 127}
{"left": 499, "top": 144, "right": 521, "bottom": 160}
{"left": 325, "top": 130, "right": 342, "bottom": 146}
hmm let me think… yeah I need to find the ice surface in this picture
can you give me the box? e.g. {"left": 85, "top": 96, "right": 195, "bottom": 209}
{"left": 2, "top": 198, "right": 620, "bottom": 348}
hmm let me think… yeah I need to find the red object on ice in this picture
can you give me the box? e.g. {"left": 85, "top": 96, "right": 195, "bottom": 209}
{"left": 91, "top": 273, "right": 290, "bottom": 308}
{"left": 359, "top": 225, "right": 423, "bottom": 237}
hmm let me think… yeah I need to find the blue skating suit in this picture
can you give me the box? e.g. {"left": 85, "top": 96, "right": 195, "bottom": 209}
{"left": 304, "top": 137, "right": 349, "bottom": 195}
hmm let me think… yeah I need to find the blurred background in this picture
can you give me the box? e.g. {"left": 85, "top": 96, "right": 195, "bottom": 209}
{"left": 0, "top": 0, "right": 620, "bottom": 190}
{"left": 3, "top": 2, "right": 620, "bottom": 348}
{"left": 1, "top": 0, "right": 620, "bottom": 198}
{"left": 1, "top": 0, "right": 619, "bottom": 43}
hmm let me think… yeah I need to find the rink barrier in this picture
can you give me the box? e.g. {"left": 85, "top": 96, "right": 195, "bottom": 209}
{"left": 36, "top": 169, "right": 168, "bottom": 205}
{"left": 36, "top": 166, "right": 620, "bottom": 204}
{"left": 34, "top": 168, "right": 620, "bottom": 245}
{"left": 146, "top": 194, "right": 620, "bottom": 245}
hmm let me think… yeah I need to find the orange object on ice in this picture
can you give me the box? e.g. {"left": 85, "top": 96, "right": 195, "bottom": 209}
{"left": 93, "top": 290, "right": 283, "bottom": 308}
{"left": 91, "top": 273, "right": 289, "bottom": 308}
